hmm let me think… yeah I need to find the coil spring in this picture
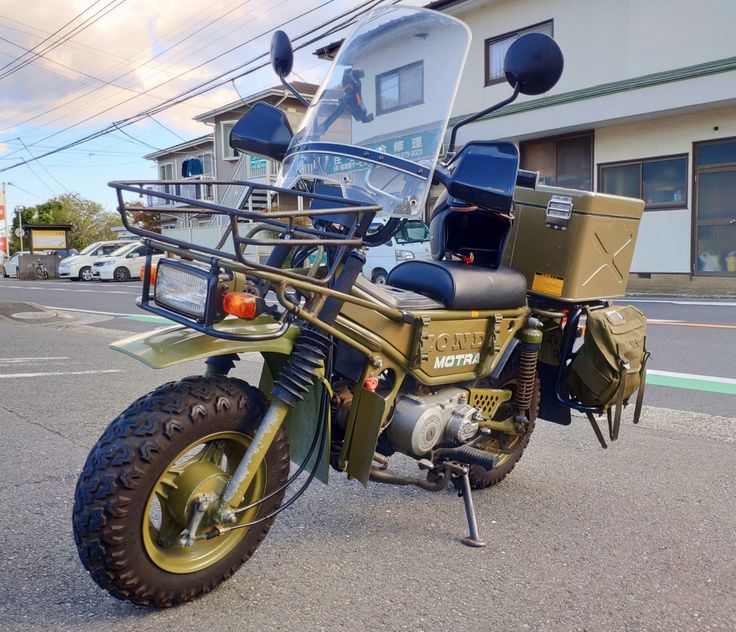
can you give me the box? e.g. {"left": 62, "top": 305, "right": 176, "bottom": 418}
{"left": 272, "top": 323, "right": 332, "bottom": 407}
{"left": 515, "top": 343, "right": 539, "bottom": 415}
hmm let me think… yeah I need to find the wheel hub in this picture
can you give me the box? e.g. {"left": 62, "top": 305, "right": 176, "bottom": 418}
{"left": 165, "top": 462, "right": 229, "bottom": 528}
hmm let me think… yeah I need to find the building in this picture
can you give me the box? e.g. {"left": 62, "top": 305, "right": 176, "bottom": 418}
{"left": 144, "top": 83, "right": 316, "bottom": 240}
{"left": 428, "top": 0, "right": 736, "bottom": 292}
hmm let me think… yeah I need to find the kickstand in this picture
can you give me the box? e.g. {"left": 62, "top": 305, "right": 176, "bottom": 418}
{"left": 457, "top": 467, "right": 486, "bottom": 548}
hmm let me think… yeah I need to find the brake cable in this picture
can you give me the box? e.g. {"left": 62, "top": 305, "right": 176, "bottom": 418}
{"left": 200, "top": 386, "right": 329, "bottom": 538}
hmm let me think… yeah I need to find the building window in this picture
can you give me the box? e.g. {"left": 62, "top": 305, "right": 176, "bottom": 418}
{"left": 221, "top": 122, "right": 240, "bottom": 160}
{"left": 520, "top": 132, "right": 593, "bottom": 190}
{"left": 599, "top": 155, "right": 688, "bottom": 210}
{"left": 158, "top": 162, "right": 175, "bottom": 205}
{"left": 376, "top": 61, "right": 423, "bottom": 116}
{"left": 485, "top": 20, "right": 553, "bottom": 86}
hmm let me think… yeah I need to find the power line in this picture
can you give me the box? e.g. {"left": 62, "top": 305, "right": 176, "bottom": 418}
{"left": 0, "top": 0, "right": 128, "bottom": 82}
{"left": 0, "top": 0, "right": 338, "bottom": 155}
{"left": 0, "top": 0, "right": 387, "bottom": 173}
{"left": 147, "top": 115, "right": 187, "bottom": 142}
{"left": 17, "top": 137, "right": 71, "bottom": 194}
{"left": 0, "top": 0, "right": 105, "bottom": 75}
{"left": 0, "top": 0, "right": 284, "bottom": 136}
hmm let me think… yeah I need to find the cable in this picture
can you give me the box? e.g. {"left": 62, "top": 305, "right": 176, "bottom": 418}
{"left": 112, "top": 124, "right": 161, "bottom": 151}
{"left": 0, "top": 0, "right": 128, "bottom": 81}
{"left": 0, "top": 0, "right": 387, "bottom": 172}
{"left": 0, "top": 0, "right": 275, "bottom": 134}
{"left": 7, "top": 181, "right": 44, "bottom": 199}
{"left": 17, "top": 137, "right": 71, "bottom": 194}
{"left": 0, "top": 0, "right": 105, "bottom": 75}
{"left": 147, "top": 115, "right": 187, "bottom": 142}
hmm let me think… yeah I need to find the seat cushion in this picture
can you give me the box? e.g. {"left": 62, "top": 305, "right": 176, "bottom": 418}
{"left": 386, "top": 260, "right": 527, "bottom": 310}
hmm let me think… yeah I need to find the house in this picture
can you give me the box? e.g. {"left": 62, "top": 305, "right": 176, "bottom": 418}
{"left": 144, "top": 83, "right": 317, "bottom": 239}
{"left": 426, "top": 0, "right": 736, "bottom": 292}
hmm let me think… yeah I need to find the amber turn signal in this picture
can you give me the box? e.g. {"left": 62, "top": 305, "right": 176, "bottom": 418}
{"left": 140, "top": 265, "right": 157, "bottom": 284}
{"left": 222, "top": 292, "right": 258, "bottom": 319}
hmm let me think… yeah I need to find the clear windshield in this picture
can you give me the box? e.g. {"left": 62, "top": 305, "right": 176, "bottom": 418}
{"left": 108, "top": 242, "right": 139, "bottom": 257}
{"left": 278, "top": 6, "right": 470, "bottom": 217}
{"left": 79, "top": 242, "right": 102, "bottom": 255}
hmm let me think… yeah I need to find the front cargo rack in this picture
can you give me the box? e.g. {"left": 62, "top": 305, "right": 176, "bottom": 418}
{"left": 109, "top": 179, "right": 382, "bottom": 342}
{"left": 111, "top": 179, "right": 381, "bottom": 286}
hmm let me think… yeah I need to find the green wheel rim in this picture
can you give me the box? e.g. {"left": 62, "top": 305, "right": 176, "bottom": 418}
{"left": 142, "top": 431, "right": 266, "bottom": 574}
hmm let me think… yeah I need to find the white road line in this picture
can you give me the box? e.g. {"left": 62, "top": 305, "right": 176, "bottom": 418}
{"left": 648, "top": 319, "right": 685, "bottom": 323}
{"left": 648, "top": 369, "right": 736, "bottom": 385}
{"left": 627, "top": 299, "right": 736, "bottom": 307}
{"left": 0, "top": 356, "right": 70, "bottom": 362}
{"left": 0, "top": 369, "right": 123, "bottom": 379}
{"left": 1, "top": 284, "right": 138, "bottom": 294}
{"left": 42, "top": 306, "right": 136, "bottom": 317}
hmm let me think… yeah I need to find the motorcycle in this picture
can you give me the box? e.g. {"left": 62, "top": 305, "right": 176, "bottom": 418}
{"left": 73, "top": 6, "right": 649, "bottom": 607}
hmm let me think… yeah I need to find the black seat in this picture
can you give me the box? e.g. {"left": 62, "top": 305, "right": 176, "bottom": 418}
{"left": 386, "top": 260, "right": 527, "bottom": 310}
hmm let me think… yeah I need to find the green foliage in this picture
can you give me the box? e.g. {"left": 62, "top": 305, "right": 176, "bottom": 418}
{"left": 9, "top": 194, "right": 121, "bottom": 252}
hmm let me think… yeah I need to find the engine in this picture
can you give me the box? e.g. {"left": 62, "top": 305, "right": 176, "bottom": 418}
{"left": 385, "top": 387, "right": 483, "bottom": 457}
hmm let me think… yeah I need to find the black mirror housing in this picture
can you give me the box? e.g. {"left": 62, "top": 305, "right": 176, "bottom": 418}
{"left": 504, "top": 32, "right": 563, "bottom": 95}
{"left": 230, "top": 102, "right": 294, "bottom": 162}
{"left": 271, "top": 30, "right": 294, "bottom": 78}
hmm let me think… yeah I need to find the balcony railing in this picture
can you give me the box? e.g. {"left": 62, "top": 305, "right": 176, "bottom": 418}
{"left": 146, "top": 175, "right": 214, "bottom": 207}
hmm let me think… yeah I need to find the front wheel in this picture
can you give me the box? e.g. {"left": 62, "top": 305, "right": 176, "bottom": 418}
{"left": 79, "top": 266, "right": 93, "bottom": 282}
{"left": 72, "top": 376, "right": 290, "bottom": 607}
{"left": 113, "top": 266, "right": 130, "bottom": 282}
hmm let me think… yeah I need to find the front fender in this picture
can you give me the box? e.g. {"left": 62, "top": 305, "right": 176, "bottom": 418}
{"left": 110, "top": 315, "right": 300, "bottom": 369}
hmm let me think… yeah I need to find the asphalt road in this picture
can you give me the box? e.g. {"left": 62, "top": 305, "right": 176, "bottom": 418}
{"left": 0, "top": 285, "right": 734, "bottom": 631}
{"left": 1, "top": 278, "right": 734, "bottom": 415}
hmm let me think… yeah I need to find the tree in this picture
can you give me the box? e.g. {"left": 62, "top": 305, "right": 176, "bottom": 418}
{"left": 9, "top": 194, "right": 121, "bottom": 253}
{"left": 127, "top": 201, "right": 160, "bottom": 234}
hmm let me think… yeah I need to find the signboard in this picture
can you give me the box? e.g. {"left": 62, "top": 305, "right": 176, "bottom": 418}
{"left": 0, "top": 188, "right": 5, "bottom": 221}
{"left": 0, "top": 236, "right": 6, "bottom": 254}
{"left": 325, "top": 129, "right": 438, "bottom": 175}
{"left": 31, "top": 229, "right": 67, "bottom": 250}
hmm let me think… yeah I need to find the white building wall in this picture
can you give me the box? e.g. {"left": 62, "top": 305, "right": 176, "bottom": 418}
{"left": 595, "top": 106, "right": 736, "bottom": 273}
{"left": 453, "top": 0, "right": 736, "bottom": 119}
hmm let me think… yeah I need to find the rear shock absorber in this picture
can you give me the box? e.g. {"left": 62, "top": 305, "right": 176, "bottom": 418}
{"left": 515, "top": 318, "right": 543, "bottom": 425}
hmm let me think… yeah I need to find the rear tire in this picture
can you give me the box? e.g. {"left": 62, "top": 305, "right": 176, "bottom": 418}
{"left": 465, "top": 353, "right": 540, "bottom": 490}
{"left": 72, "top": 376, "right": 290, "bottom": 607}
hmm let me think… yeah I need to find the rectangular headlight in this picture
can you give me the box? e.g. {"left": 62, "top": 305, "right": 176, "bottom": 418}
{"left": 154, "top": 259, "right": 209, "bottom": 320}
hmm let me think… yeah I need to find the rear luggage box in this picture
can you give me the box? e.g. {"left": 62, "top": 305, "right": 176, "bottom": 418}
{"left": 502, "top": 186, "right": 645, "bottom": 302}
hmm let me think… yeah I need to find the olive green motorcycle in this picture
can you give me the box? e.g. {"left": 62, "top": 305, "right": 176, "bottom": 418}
{"left": 73, "top": 6, "right": 649, "bottom": 607}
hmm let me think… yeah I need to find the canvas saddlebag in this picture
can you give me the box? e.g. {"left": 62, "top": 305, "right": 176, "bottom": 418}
{"left": 566, "top": 305, "right": 650, "bottom": 447}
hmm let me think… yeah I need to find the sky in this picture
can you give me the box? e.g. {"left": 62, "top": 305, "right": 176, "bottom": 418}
{"left": 0, "top": 0, "right": 426, "bottom": 222}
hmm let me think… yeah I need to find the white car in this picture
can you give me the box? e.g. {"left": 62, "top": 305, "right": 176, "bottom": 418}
{"left": 58, "top": 241, "right": 128, "bottom": 281}
{"left": 363, "top": 219, "right": 432, "bottom": 284}
{"left": 92, "top": 242, "right": 165, "bottom": 282}
{"left": 2, "top": 251, "right": 30, "bottom": 278}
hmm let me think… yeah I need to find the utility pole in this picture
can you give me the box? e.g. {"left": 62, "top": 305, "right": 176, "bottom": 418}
{"left": 18, "top": 203, "right": 24, "bottom": 252}
{"left": 0, "top": 182, "right": 5, "bottom": 258}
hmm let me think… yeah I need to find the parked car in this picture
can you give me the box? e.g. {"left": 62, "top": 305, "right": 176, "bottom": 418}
{"left": 363, "top": 219, "right": 431, "bottom": 284}
{"left": 59, "top": 241, "right": 125, "bottom": 281}
{"left": 92, "top": 242, "right": 164, "bottom": 282}
{"left": 2, "top": 251, "right": 51, "bottom": 278}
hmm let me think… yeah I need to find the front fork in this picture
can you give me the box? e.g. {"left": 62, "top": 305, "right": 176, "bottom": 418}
{"left": 212, "top": 399, "right": 292, "bottom": 523}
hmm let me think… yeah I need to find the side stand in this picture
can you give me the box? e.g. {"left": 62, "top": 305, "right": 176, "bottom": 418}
{"left": 456, "top": 467, "right": 486, "bottom": 548}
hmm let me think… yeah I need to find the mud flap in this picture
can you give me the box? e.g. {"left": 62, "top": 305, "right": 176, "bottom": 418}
{"left": 260, "top": 353, "right": 331, "bottom": 484}
{"left": 342, "top": 386, "right": 386, "bottom": 486}
{"left": 538, "top": 362, "right": 571, "bottom": 425}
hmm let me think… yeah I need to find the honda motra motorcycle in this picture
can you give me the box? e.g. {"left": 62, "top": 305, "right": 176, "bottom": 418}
{"left": 73, "top": 6, "right": 649, "bottom": 607}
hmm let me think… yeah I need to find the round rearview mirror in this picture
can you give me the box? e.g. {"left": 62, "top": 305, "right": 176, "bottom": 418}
{"left": 271, "top": 30, "right": 294, "bottom": 78}
{"left": 504, "top": 32, "right": 563, "bottom": 96}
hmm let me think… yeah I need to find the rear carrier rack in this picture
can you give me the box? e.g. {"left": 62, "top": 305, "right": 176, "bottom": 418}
{"left": 109, "top": 179, "right": 381, "bottom": 341}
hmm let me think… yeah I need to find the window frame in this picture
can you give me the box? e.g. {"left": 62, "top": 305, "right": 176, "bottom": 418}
{"left": 598, "top": 153, "right": 689, "bottom": 211}
{"left": 519, "top": 130, "right": 594, "bottom": 191}
{"left": 484, "top": 19, "right": 554, "bottom": 87}
{"left": 375, "top": 60, "right": 424, "bottom": 116}
{"left": 220, "top": 120, "right": 240, "bottom": 161}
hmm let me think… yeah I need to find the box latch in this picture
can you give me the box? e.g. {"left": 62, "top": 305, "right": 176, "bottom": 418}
{"left": 545, "top": 195, "right": 573, "bottom": 230}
